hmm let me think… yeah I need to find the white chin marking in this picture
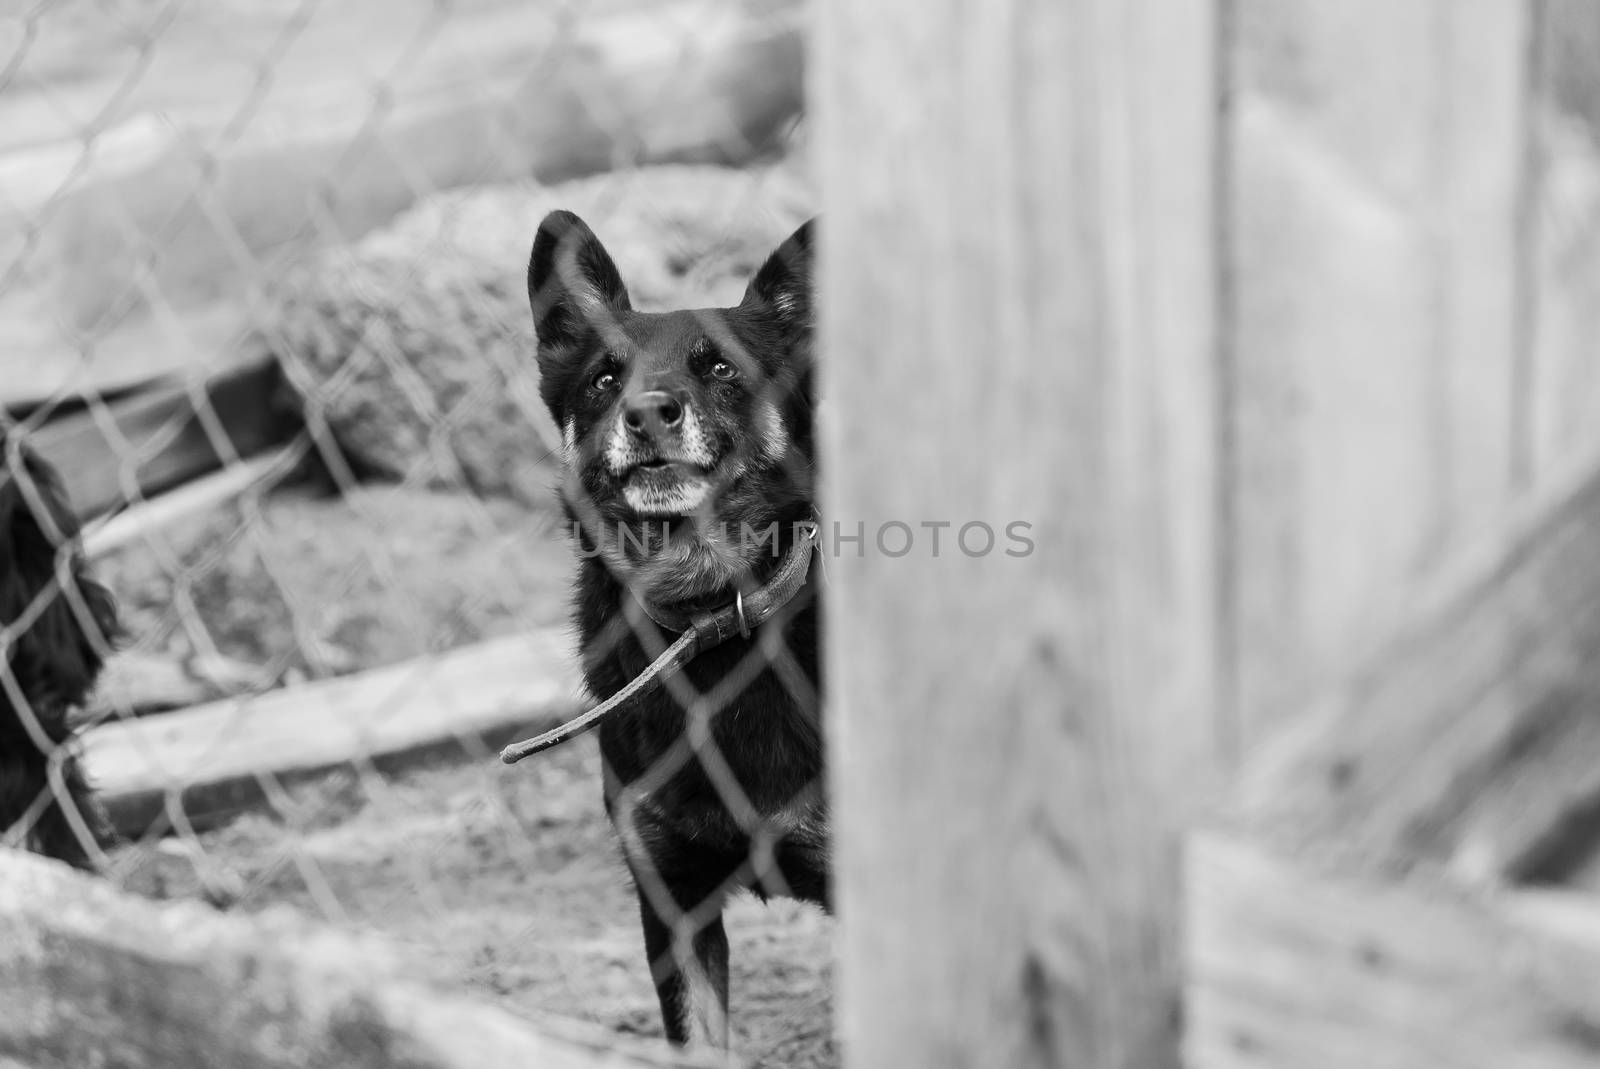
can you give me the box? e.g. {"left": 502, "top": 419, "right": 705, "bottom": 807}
{"left": 624, "top": 477, "right": 710, "bottom": 516}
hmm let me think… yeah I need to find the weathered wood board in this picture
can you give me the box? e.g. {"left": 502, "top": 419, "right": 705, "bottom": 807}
{"left": 1187, "top": 831, "right": 1600, "bottom": 1069}
{"left": 1237, "top": 449, "right": 1600, "bottom": 885}
{"left": 1529, "top": 0, "right": 1600, "bottom": 485}
{"left": 81, "top": 443, "right": 303, "bottom": 558}
{"left": 88, "top": 629, "right": 583, "bottom": 837}
{"left": 1229, "top": 0, "right": 1535, "bottom": 743}
{"left": 26, "top": 357, "right": 293, "bottom": 521}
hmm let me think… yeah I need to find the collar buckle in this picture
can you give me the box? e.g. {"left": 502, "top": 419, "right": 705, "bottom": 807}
{"left": 734, "top": 589, "right": 752, "bottom": 640}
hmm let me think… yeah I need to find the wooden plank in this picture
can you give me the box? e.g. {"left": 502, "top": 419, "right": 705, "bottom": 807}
{"left": 0, "top": 849, "right": 711, "bottom": 1069}
{"left": 27, "top": 357, "right": 293, "bottom": 521}
{"left": 1529, "top": 0, "right": 1600, "bottom": 484}
{"left": 88, "top": 629, "right": 583, "bottom": 837}
{"left": 1230, "top": 0, "right": 1534, "bottom": 743}
{"left": 81, "top": 443, "right": 302, "bottom": 558}
{"left": 1186, "top": 830, "right": 1600, "bottom": 1069}
{"left": 817, "top": 1, "right": 1222, "bottom": 1066}
{"left": 77, "top": 650, "right": 253, "bottom": 725}
{"left": 1238, "top": 449, "right": 1600, "bottom": 883}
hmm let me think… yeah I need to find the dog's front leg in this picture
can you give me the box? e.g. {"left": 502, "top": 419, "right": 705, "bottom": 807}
{"left": 638, "top": 886, "right": 730, "bottom": 1049}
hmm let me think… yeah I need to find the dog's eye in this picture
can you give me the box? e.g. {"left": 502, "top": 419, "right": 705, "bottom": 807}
{"left": 709, "top": 360, "right": 737, "bottom": 381}
{"left": 591, "top": 370, "right": 618, "bottom": 392}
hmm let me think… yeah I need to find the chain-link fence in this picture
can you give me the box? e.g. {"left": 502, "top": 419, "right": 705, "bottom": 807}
{"left": 3, "top": 1, "right": 825, "bottom": 1065}
{"left": 10, "top": 2, "right": 1600, "bottom": 1067}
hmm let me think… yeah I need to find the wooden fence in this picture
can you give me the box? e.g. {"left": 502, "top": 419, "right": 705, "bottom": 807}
{"left": 820, "top": 0, "right": 1600, "bottom": 1067}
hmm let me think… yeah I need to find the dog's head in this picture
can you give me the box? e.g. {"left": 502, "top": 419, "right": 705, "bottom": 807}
{"left": 0, "top": 437, "right": 117, "bottom": 721}
{"left": 528, "top": 212, "right": 815, "bottom": 605}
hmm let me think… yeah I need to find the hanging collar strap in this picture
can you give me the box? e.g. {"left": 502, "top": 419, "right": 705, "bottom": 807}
{"left": 500, "top": 527, "right": 817, "bottom": 764}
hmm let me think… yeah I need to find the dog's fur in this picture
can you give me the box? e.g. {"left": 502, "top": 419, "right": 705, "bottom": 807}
{"left": 0, "top": 434, "right": 117, "bottom": 870}
{"left": 528, "top": 212, "right": 825, "bottom": 1047}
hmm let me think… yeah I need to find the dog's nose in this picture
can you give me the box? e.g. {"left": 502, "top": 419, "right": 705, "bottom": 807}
{"left": 623, "top": 390, "right": 684, "bottom": 439}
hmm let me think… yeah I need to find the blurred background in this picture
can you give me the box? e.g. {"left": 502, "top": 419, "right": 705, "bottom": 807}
{"left": 5, "top": 1, "right": 1600, "bottom": 1066}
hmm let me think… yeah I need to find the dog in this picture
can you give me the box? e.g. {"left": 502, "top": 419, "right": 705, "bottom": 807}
{"left": 527, "top": 211, "right": 825, "bottom": 1048}
{"left": 0, "top": 433, "right": 117, "bottom": 870}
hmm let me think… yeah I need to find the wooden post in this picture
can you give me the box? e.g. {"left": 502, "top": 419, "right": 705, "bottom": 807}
{"left": 816, "top": 3, "right": 1223, "bottom": 1066}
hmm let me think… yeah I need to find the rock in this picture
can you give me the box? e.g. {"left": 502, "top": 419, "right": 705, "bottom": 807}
{"left": 263, "top": 162, "right": 814, "bottom": 505}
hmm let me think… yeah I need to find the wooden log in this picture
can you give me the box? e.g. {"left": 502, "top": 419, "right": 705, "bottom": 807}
{"left": 1229, "top": 0, "right": 1535, "bottom": 742}
{"left": 817, "top": 1, "right": 1223, "bottom": 1066}
{"left": 1238, "top": 449, "right": 1600, "bottom": 884}
{"left": 87, "top": 629, "right": 583, "bottom": 837}
{"left": 0, "top": 849, "right": 711, "bottom": 1069}
{"left": 1186, "top": 830, "right": 1600, "bottom": 1069}
{"left": 27, "top": 357, "right": 294, "bottom": 521}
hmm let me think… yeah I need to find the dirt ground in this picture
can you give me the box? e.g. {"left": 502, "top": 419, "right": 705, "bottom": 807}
{"left": 112, "top": 741, "right": 836, "bottom": 1067}
{"left": 97, "top": 483, "right": 837, "bottom": 1068}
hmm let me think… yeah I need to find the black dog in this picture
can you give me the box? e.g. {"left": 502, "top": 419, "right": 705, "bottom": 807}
{"left": 0, "top": 434, "right": 117, "bottom": 870}
{"left": 528, "top": 212, "right": 825, "bottom": 1047}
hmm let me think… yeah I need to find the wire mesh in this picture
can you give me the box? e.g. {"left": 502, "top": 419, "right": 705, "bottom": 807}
{"left": 9, "top": 2, "right": 1600, "bottom": 1067}
{"left": 1, "top": 1, "right": 827, "bottom": 1065}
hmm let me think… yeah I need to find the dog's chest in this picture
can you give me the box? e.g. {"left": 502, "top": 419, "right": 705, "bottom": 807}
{"left": 593, "top": 629, "right": 822, "bottom": 834}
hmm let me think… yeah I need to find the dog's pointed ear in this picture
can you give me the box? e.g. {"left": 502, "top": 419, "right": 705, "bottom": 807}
{"left": 528, "top": 210, "right": 631, "bottom": 347}
{"left": 742, "top": 218, "right": 814, "bottom": 328}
